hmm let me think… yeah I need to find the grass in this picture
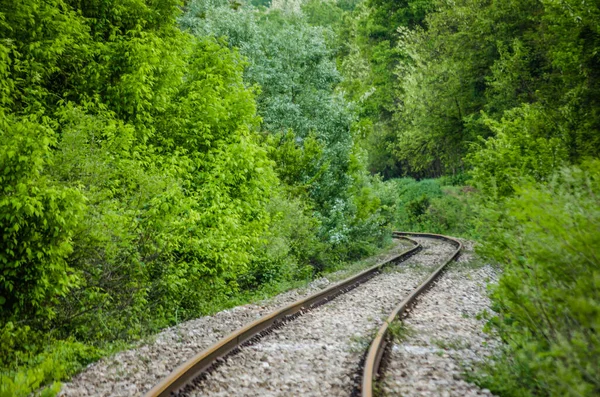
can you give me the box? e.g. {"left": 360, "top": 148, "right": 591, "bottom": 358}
{"left": 387, "top": 320, "right": 415, "bottom": 343}
{"left": 433, "top": 337, "right": 472, "bottom": 351}
{"left": 349, "top": 332, "right": 376, "bottom": 353}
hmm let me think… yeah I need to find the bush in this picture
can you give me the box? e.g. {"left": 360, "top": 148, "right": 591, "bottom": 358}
{"left": 0, "top": 116, "right": 84, "bottom": 321}
{"left": 0, "top": 322, "right": 102, "bottom": 397}
{"left": 387, "top": 178, "right": 476, "bottom": 237}
{"left": 477, "top": 161, "right": 600, "bottom": 396}
{"left": 239, "top": 194, "right": 320, "bottom": 289}
{"left": 467, "top": 105, "right": 568, "bottom": 198}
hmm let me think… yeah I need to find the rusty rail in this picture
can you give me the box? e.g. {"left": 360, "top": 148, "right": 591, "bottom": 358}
{"left": 361, "top": 232, "right": 462, "bottom": 397}
{"left": 144, "top": 236, "right": 422, "bottom": 397}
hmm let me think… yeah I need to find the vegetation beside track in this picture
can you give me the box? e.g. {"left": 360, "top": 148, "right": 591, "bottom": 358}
{"left": 1, "top": 0, "right": 599, "bottom": 396}
{"left": 0, "top": 1, "right": 392, "bottom": 394}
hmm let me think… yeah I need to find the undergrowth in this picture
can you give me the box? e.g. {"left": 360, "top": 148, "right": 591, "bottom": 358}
{"left": 471, "top": 161, "right": 600, "bottom": 396}
{"left": 383, "top": 177, "right": 479, "bottom": 238}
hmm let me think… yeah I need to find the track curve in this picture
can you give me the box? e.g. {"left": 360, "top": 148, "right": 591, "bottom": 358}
{"left": 144, "top": 237, "right": 422, "bottom": 397}
{"left": 361, "top": 232, "right": 462, "bottom": 397}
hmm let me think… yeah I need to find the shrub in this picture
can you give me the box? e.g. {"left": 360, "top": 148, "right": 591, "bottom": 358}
{"left": 477, "top": 160, "right": 600, "bottom": 396}
{"left": 385, "top": 177, "right": 477, "bottom": 237}
{"left": 467, "top": 105, "right": 568, "bottom": 198}
{"left": 0, "top": 322, "right": 102, "bottom": 397}
{"left": 239, "top": 194, "right": 320, "bottom": 289}
{"left": 0, "top": 116, "right": 84, "bottom": 321}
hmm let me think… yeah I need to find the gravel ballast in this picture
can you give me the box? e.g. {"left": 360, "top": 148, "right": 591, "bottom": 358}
{"left": 59, "top": 237, "right": 497, "bottom": 397}
{"left": 58, "top": 239, "right": 416, "bottom": 397}
{"left": 185, "top": 237, "right": 455, "bottom": 397}
{"left": 380, "top": 242, "right": 500, "bottom": 397}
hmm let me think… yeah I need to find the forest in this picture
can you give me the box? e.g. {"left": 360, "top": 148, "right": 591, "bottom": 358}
{"left": 0, "top": 0, "right": 598, "bottom": 395}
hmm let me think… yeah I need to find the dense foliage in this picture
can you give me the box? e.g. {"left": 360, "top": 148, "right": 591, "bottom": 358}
{"left": 397, "top": 0, "right": 599, "bottom": 180}
{"left": 0, "top": 0, "right": 393, "bottom": 394}
{"left": 180, "top": 0, "right": 391, "bottom": 263}
{"left": 478, "top": 161, "right": 600, "bottom": 395}
{"left": 345, "top": 0, "right": 600, "bottom": 394}
{"left": 0, "top": 0, "right": 277, "bottom": 393}
{"left": 335, "top": 0, "right": 434, "bottom": 177}
{"left": 1, "top": 0, "right": 599, "bottom": 395}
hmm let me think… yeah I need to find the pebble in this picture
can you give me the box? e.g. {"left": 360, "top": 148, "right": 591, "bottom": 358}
{"left": 381, "top": 242, "right": 500, "bottom": 397}
{"left": 58, "top": 239, "right": 415, "bottom": 396}
{"left": 58, "top": 237, "right": 498, "bottom": 397}
{"left": 189, "top": 237, "right": 456, "bottom": 396}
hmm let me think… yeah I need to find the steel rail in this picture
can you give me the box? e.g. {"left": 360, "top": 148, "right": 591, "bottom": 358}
{"left": 144, "top": 236, "right": 422, "bottom": 397}
{"left": 361, "top": 232, "right": 463, "bottom": 397}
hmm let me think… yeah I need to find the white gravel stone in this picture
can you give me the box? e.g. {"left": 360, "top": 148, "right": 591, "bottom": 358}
{"left": 188, "top": 237, "right": 456, "bottom": 397}
{"left": 58, "top": 239, "right": 417, "bottom": 397}
{"left": 58, "top": 237, "right": 485, "bottom": 397}
{"left": 380, "top": 243, "right": 500, "bottom": 397}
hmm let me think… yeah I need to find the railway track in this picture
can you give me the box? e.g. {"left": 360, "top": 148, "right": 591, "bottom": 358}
{"left": 143, "top": 232, "right": 461, "bottom": 397}
{"left": 362, "top": 232, "right": 462, "bottom": 397}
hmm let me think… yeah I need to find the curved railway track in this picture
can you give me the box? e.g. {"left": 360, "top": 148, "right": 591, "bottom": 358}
{"left": 361, "top": 232, "right": 462, "bottom": 397}
{"left": 144, "top": 233, "right": 461, "bottom": 397}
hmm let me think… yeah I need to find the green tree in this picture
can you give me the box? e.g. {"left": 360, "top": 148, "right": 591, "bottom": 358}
{"left": 0, "top": 0, "right": 278, "bottom": 393}
{"left": 388, "top": 0, "right": 599, "bottom": 177}
{"left": 335, "top": 0, "right": 434, "bottom": 177}
{"left": 181, "top": 0, "right": 391, "bottom": 264}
